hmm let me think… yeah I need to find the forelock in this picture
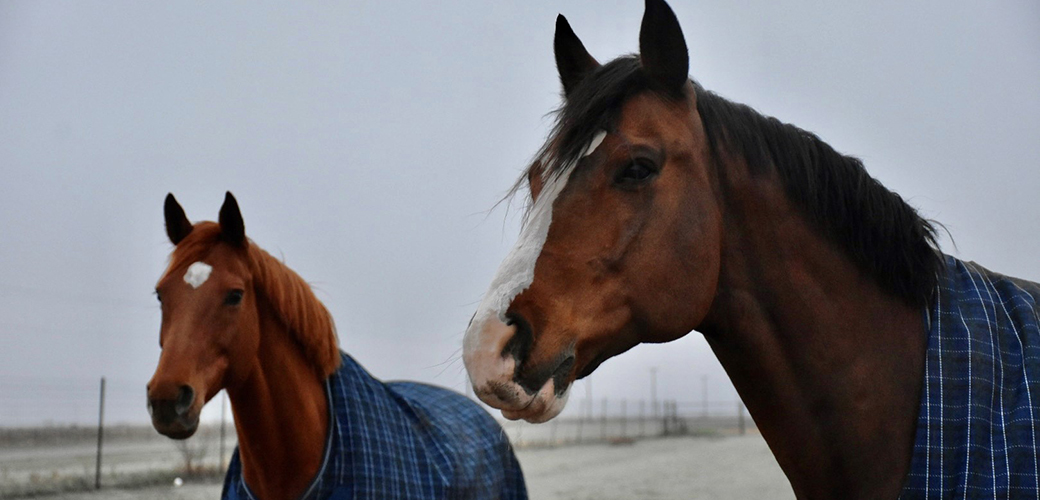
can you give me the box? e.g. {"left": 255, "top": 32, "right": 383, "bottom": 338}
{"left": 513, "top": 56, "right": 656, "bottom": 204}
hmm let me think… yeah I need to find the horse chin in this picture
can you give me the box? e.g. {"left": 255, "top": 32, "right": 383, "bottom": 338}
{"left": 151, "top": 413, "right": 200, "bottom": 440}
{"left": 501, "top": 381, "right": 571, "bottom": 423}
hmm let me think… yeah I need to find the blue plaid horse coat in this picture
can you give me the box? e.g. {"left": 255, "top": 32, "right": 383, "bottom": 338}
{"left": 221, "top": 352, "right": 527, "bottom": 500}
{"left": 901, "top": 256, "right": 1040, "bottom": 499}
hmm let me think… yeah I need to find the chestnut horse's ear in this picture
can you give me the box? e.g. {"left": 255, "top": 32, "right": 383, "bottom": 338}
{"left": 164, "top": 193, "right": 193, "bottom": 245}
{"left": 638, "top": 0, "right": 689, "bottom": 96}
{"left": 218, "top": 191, "right": 246, "bottom": 247}
{"left": 554, "top": 14, "right": 599, "bottom": 97}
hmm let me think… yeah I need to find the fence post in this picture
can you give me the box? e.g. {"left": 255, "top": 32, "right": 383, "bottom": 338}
{"left": 661, "top": 401, "right": 669, "bottom": 435}
{"left": 701, "top": 375, "right": 709, "bottom": 418}
{"left": 95, "top": 377, "right": 106, "bottom": 490}
{"left": 600, "top": 398, "right": 607, "bottom": 441}
{"left": 650, "top": 368, "right": 657, "bottom": 418}
{"left": 620, "top": 399, "right": 627, "bottom": 438}
{"left": 576, "top": 399, "right": 584, "bottom": 443}
{"left": 738, "top": 400, "right": 746, "bottom": 436}
{"left": 639, "top": 400, "right": 645, "bottom": 438}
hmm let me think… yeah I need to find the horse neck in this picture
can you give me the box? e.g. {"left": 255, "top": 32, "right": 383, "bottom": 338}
{"left": 699, "top": 162, "right": 927, "bottom": 499}
{"left": 226, "top": 294, "right": 330, "bottom": 500}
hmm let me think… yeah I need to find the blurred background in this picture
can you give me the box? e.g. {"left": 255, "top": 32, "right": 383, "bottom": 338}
{"left": 1, "top": 1, "right": 1038, "bottom": 498}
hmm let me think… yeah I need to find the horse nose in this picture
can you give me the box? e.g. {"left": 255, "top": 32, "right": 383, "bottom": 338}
{"left": 502, "top": 313, "right": 534, "bottom": 364}
{"left": 501, "top": 313, "right": 570, "bottom": 395}
{"left": 148, "top": 384, "right": 196, "bottom": 423}
{"left": 174, "top": 385, "right": 195, "bottom": 416}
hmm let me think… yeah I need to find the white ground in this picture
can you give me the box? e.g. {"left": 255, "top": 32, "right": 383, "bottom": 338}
{"left": 32, "top": 434, "right": 793, "bottom": 500}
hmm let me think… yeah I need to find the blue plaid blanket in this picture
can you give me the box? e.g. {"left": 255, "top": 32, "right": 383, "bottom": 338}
{"left": 221, "top": 352, "right": 527, "bottom": 500}
{"left": 901, "top": 256, "right": 1040, "bottom": 499}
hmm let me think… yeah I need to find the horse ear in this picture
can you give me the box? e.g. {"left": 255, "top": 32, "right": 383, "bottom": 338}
{"left": 218, "top": 191, "right": 246, "bottom": 247}
{"left": 164, "top": 193, "right": 193, "bottom": 245}
{"left": 554, "top": 14, "right": 599, "bottom": 97}
{"left": 638, "top": 0, "right": 689, "bottom": 96}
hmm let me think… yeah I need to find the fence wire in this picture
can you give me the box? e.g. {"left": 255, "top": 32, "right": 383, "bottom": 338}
{"left": 0, "top": 378, "right": 752, "bottom": 497}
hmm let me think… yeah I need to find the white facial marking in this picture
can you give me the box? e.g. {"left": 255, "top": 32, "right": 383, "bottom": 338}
{"left": 183, "top": 262, "right": 213, "bottom": 289}
{"left": 463, "top": 130, "right": 608, "bottom": 419}
{"left": 469, "top": 130, "right": 608, "bottom": 330}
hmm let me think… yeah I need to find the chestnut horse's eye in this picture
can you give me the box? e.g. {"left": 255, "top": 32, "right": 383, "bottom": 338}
{"left": 155, "top": 291, "right": 162, "bottom": 303}
{"left": 224, "top": 289, "right": 244, "bottom": 306}
{"left": 614, "top": 159, "right": 658, "bottom": 186}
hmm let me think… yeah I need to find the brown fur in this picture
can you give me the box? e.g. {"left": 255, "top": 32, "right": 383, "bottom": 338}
{"left": 469, "top": 1, "right": 928, "bottom": 497}
{"left": 150, "top": 197, "right": 337, "bottom": 499}
{"left": 162, "top": 222, "right": 340, "bottom": 379}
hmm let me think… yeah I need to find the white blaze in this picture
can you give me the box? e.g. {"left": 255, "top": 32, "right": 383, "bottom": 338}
{"left": 183, "top": 261, "right": 213, "bottom": 289}
{"left": 462, "top": 130, "right": 607, "bottom": 421}
{"left": 465, "top": 129, "right": 608, "bottom": 367}
{"left": 471, "top": 130, "right": 607, "bottom": 329}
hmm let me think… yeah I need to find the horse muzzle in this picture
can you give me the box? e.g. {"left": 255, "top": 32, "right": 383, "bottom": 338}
{"left": 463, "top": 312, "right": 572, "bottom": 423}
{"left": 147, "top": 383, "right": 200, "bottom": 439}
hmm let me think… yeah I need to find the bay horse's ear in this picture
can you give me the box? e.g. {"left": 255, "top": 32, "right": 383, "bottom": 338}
{"left": 554, "top": 14, "right": 599, "bottom": 97}
{"left": 164, "top": 193, "right": 193, "bottom": 245}
{"left": 218, "top": 191, "right": 246, "bottom": 247}
{"left": 638, "top": 0, "right": 689, "bottom": 96}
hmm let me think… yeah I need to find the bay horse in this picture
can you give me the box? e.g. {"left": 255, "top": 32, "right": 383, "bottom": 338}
{"left": 463, "top": 0, "right": 1040, "bottom": 498}
{"left": 148, "top": 192, "right": 526, "bottom": 500}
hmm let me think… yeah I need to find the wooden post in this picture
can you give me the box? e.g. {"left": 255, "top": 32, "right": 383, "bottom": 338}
{"left": 620, "top": 399, "right": 627, "bottom": 438}
{"left": 701, "top": 375, "right": 709, "bottom": 418}
{"left": 738, "top": 400, "right": 746, "bottom": 435}
{"left": 600, "top": 398, "right": 607, "bottom": 440}
{"left": 576, "top": 399, "right": 584, "bottom": 443}
{"left": 95, "top": 377, "right": 106, "bottom": 490}
{"left": 650, "top": 368, "right": 658, "bottom": 418}
{"left": 639, "top": 399, "right": 646, "bottom": 438}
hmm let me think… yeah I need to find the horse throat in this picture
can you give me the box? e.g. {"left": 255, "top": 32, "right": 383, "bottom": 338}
{"left": 226, "top": 299, "right": 330, "bottom": 500}
{"left": 698, "top": 172, "right": 927, "bottom": 499}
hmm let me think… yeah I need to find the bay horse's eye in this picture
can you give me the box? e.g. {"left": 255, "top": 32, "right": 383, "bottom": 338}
{"left": 614, "top": 159, "right": 658, "bottom": 186}
{"left": 224, "top": 289, "right": 244, "bottom": 306}
{"left": 155, "top": 291, "right": 162, "bottom": 303}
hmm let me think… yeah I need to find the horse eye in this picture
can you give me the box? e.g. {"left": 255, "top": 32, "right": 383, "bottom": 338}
{"left": 615, "top": 159, "right": 658, "bottom": 185}
{"left": 224, "top": 289, "right": 244, "bottom": 306}
{"left": 155, "top": 291, "right": 162, "bottom": 303}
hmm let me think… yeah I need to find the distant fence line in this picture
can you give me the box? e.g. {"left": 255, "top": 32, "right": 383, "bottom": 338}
{"left": 0, "top": 376, "right": 753, "bottom": 497}
{"left": 501, "top": 397, "right": 754, "bottom": 448}
{"left": 0, "top": 377, "right": 234, "bottom": 498}
{"left": 0, "top": 376, "right": 211, "bottom": 428}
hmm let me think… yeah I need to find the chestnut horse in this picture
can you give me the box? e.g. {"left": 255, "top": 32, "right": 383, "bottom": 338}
{"left": 149, "top": 193, "right": 525, "bottom": 500}
{"left": 464, "top": 1, "right": 1040, "bottom": 498}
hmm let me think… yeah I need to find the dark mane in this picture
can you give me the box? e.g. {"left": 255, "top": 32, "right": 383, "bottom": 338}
{"left": 522, "top": 55, "right": 942, "bottom": 306}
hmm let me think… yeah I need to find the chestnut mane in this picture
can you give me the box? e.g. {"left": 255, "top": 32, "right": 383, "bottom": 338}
{"left": 164, "top": 222, "right": 340, "bottom": 378}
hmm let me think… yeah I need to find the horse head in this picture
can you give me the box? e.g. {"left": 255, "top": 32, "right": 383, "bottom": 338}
{"left": 147, "top": 192, "right": 258, "bottom": 438}
{"left": 464, "top": 0, "right": 722, "bottom": 422}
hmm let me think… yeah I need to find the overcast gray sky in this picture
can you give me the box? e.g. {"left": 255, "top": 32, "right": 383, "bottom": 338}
{"left": 1, "top": 1, "right": 1038, "bottom": 426}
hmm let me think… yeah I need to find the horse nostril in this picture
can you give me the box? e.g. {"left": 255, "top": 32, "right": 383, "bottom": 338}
{"left": 502, "top": 313, "right": 534, "bottom": 363}
{"left": 174, "top": 385, "right": 195, "bottom": 416}
{"left": 552, "top": 355, "right": 575, "bottom": 389}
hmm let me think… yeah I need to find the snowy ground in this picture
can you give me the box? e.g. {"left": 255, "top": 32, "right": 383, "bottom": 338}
{"left": 31, "top": 434, "right": 793, "bottom": 500}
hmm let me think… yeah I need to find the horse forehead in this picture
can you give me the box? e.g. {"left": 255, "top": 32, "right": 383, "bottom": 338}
{"left": 617, "top": 91, "right": 696, "bottom": 133}
{"left": 183, "top": 261, "right": 213, "bottom": 289}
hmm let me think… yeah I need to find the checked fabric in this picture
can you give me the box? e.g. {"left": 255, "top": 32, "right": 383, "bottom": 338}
{"left": 901, "top": 256, "right": 1040, "bottom": 499}
{"left": 222, "top": 352, "right": 527, "bottom": 500}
